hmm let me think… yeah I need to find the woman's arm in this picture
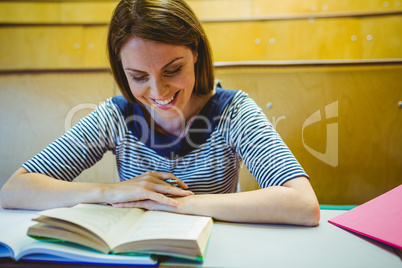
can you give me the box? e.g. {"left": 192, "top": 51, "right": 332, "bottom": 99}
{"left": 0, "top": 168, "right": 193, "bottom": 210}
{"left": 113, "top": 176, "right": 320, "bottom": 226}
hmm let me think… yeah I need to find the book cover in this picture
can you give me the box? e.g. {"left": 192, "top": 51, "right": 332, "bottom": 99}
{"left": 328, "top": 184, "right": 402, "bottom": 249}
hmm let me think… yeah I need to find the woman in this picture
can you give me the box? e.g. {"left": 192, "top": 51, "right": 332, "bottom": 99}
{"left": 0, "top": 0, "right": 320, "bottom": 225}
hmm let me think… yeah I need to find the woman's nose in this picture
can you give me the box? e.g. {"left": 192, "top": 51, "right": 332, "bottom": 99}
{"left": 150, "top": 78, "right": 169, "bottom": 98}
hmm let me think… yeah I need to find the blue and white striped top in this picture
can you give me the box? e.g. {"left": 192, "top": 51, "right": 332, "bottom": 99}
{"left": 23, "top": 87, "right": 308, "bottom": 194}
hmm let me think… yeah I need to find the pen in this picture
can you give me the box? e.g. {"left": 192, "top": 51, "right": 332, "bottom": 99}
{"left": 166, "top": 179, "right": 179, "bottom": 187}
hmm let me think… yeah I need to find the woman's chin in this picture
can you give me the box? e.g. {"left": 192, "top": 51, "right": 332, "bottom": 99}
{"left": 156, "top": 108, "right": 184, "bottom": 119}
{"left": 146, "top": 104, "right": 184, "bottom": 119}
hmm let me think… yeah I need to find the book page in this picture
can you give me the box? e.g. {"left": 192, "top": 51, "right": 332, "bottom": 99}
{"left": 0, "top": 209, "right": 38, "bottom": 259}
{"left": 38, "top": 204, "right": 144, "bottom": 249}
{"left": 17, "top": 239, "right": 157, "bottom": 265}
{"left": 120, "top": 211, "right": 212, "bottom": 243}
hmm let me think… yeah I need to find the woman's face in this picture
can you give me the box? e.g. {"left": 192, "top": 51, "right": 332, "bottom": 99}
{"left": 120, "top": 37, "right": 198, "bottom": 119}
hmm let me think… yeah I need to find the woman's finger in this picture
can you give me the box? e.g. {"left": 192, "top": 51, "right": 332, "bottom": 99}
{"left": 145, "top": 171, "right": 189, "bottom": 189}
{"left": 132, "top": 173, "right": 193, "bottom": 196}
{"left": 112, "top": 200, "right": 161, "bottom": 210}
{"left": 150, "top": 182, "right": 193, "bottom": 197}
{"left": 136, "top": 190, "right": 181, "bottom": 207}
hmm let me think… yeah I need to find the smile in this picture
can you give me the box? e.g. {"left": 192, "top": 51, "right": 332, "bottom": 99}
{"left": 155, "top": 94, "right": 175, "bottom": 105}
{"left": 153, "top": 91, "right": 179, "bottom": 106}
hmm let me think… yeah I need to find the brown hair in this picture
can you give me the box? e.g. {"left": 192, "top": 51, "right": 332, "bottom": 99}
{"left": 107, "top": 0, "right": 214, "bottom": 103}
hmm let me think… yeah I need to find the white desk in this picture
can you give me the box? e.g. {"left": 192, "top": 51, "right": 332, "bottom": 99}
{"left": 1, "top": 209, "right": 400, "bottom": 268}
{"left": 162, "top": 210, "right": 401, "bottom": 268}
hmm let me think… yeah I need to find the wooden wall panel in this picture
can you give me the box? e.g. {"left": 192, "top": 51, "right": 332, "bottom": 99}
{"left": 253, "top": 0, "right": 402, "bottom": 15}
{"left": 0, "top": 26, "right": 84, "bottom": 70}
{"left": 1, "top": 1, "right": 401, "bottom": 25}
{"left": 188, "top": 0, "right": 253, "bottom": 19}
{"left": 0, "top": 2, "right": 60, "bottom": 24}
{"left": 0, "top": 26, "right": 109, "bottom": 70}
{"left": 0, "top": 72, "right": 119, "bottom": 185}
{"left": 190, "top": 0, "right": 402, "bottom": 18}
{"left": 0, "top": 1, "right": 401, "bottom": 70}
{"left": 58, "top": 2, "right": 116, "bottom": 24}
{"left": 0, "top": 1, "right": 116, "bottom": 24}
{"left": 215, "top": 64, "right": 402, "bottom": 205}
{"left": 361, "top": 15, "right": 402, "bottom": 58}
{"left": 1, "top": 16, "right": 401, "bottom": 70}
{"left": 205, "top": 16, "right": 402, "bottom": 61}
{"left": 259, "top": 18, "right": 361, "bottom": 60}
{"left": 82, "top": 26, "right": 109, "bottom": 68}
{"left": 253, "top": 0, "right": 320, "bottom": 15}
{"left": 203, "top": 21, "right": 265, "bottom": 61}
{"left": 319, "top": 0, "right": 402, "bottom": 13}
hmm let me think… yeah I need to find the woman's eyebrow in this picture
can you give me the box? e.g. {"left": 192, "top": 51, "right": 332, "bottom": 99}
{"left": 125, "top": 57, "right": 184, "bottom": 73}
{"left": 124, "top": 68, "right": 146, "bottom": 73}
{"left": 162, "top": 57, "right": 184, "bottom": 69}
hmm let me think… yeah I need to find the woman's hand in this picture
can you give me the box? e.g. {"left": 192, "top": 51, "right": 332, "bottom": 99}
{"left": 113, "top": 177, "right": 320, "bottom": 226}
{"left": 0, "top": 168, "right": 193, "bottom": 210}
{"left": 107, "top": 171, "right": 193, "bottom": 207}
{"left": 111, "top": 196, "right": 190, "bottom": 211}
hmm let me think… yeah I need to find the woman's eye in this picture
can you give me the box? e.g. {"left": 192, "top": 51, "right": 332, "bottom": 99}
{"left": 165, "top": 66, "right": 182, "bottom": 76}
{"left": 131, "top": 75, "right": 148, "bottom": 82}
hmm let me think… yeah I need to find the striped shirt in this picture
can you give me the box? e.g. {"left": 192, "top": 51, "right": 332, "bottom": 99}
{"left": 23, "top": 87, "right": 308, "bottom": 194}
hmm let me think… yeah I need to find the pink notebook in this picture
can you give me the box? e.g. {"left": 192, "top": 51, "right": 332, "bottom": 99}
{"left": 328, "top": 184, "right": 402, "bottom": 249}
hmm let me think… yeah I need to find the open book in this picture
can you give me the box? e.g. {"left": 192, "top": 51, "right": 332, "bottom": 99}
{"left": 27, "top": 204, "right": 213, "bottom": 261}
{"left": 0, "top": 208, "right": 157, "bottom": 266}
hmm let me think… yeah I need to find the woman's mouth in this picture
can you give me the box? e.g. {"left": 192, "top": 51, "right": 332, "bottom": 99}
{"left": 151, "top": 91, "right": 179, "bottom": 109}
{"left": 154, "top": 94, "right": 175, "bottom": 105}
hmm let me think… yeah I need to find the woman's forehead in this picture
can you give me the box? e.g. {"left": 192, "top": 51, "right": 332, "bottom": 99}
{"left": 120, "top": 37, "right": 193, "bottom": 69}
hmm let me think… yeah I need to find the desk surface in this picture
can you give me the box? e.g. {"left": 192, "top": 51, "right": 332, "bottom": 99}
{"left": 1, "top": 209, "right": 401, "bottom": 268}
{"left": 161, "top": 209, "right": 401, "bottom": 268}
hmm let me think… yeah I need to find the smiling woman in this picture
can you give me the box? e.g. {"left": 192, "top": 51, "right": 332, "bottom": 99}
{"left": 0, "top": 0, "right": 320, "bottom": 226}
{"left": 108, "top": 0, "right": 214, "bottom": 101}
{"left": 119, "top": 37, "right": 206, "bottom": 134}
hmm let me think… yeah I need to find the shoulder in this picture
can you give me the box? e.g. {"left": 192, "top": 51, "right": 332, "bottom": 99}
{"left": 211, "top": 84, "right": 248, "bottom": 114}
{"left": 110, "top": 95, "right": 128, "bottom": 107}
{"left": 109, "top": 96, "right": 136, "bottom": 115}
{"left": 213, "top": 83, "right": 247, "bottom": 102}
{"left": 216, "top": 85, "right": 256, "bottom": 119}
{"left": 103, "top": 95, "right": 146, "bottom": 121}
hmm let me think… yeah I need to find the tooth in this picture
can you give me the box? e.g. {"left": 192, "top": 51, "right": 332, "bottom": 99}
{"left": 155, "top": 94, "right": 174, "bottom": 105}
